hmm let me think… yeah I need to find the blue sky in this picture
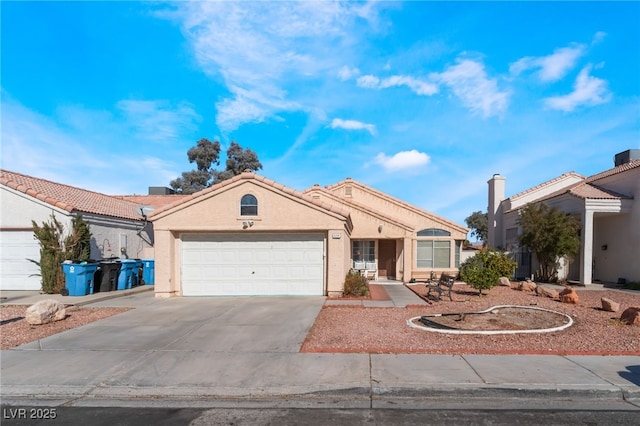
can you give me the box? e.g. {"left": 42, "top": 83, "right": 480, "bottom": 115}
{"left": 2, "top": 1, "right": 639, "bottom": 237}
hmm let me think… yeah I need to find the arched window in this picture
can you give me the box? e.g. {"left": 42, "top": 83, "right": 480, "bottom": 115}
{"left": 417, "top": 228, "right": 451, "bottom": 237}
{"left": 240, "top": 194, "right": 258, "bottom": 216}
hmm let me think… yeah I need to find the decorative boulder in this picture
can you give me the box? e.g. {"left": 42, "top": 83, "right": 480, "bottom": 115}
{"left": 620, "top": 307, "right": 640, "bottom": 326}
{"left": 559, "top": 287, "right": 579, "bottom": 304}
{"left": 498, "top": 277, "right": 511, "bottom": 287}
{"left": 601, "top": 297, "right": 620, "bottom": 313}
{"left": 26, "top": 299, "right": 67, "bottom": 325}
{"left": 536, "top": 285, "right": 559, "bottom": 299}
{"left": 519, "top": 281, "right": 538, "bottom": 292}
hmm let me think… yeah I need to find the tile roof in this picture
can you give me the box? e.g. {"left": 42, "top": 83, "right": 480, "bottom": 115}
{"left": 320, "top": 178, "right": 468, "bottom": 233}
{"left": 586, "top": 159, "right": 640, "bottom": 183}
{"left": 303, "top": 185, "right": 415, "bottom": 231}
{"left": 567, "top": 183, "right": 631, "bottom": 200}
{"left": 507, "top": 172, "right": 585, "bottom": 201}
{"left": 1, "top": 169, "right": 144, "bottom": 221}
{"left": 147, "top": 171, "right": 353, "bottom": 225}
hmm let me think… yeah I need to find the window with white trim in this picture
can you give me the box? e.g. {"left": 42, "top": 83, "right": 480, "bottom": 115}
{"left": 352, "top": 240, "right": 375, "bottom": 263}
{"left": 416, "top": 240, "right": 451, "bottom": 268}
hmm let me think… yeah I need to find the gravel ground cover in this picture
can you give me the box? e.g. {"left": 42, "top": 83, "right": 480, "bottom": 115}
{"left": 0, "top": 305, "right": 131, "bottom": 349}
{"left": 301, "top": 284, "right": 640, "bottom": 355}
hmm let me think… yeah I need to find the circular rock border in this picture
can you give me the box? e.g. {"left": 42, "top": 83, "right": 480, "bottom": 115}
{"left": 407, "top": 304, "right": 573, "bottom": 335}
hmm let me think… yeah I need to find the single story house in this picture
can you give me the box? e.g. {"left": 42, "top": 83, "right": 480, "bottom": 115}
{"left": 0, "top": 169, "right": 155, "bottom": 291}
{"left": 488, "top": 149, "right": 640, "bottom": 285}
{"left": 149, "top": 172, "right": 468, "bottom": 297}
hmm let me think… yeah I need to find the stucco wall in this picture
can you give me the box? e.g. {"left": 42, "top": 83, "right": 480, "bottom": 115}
{"left": 1, "top": 187, "right": 73, "bottom": 229}
{"left": 151, "top": 180, "right": 351, "bottom": 297}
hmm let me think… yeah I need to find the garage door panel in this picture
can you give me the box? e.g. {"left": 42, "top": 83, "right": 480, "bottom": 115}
{"left": 0, "top": 232, "right": 42, "bottom": 291}
{"left": 181, "top": 233, "right": 324, "bottom": 296}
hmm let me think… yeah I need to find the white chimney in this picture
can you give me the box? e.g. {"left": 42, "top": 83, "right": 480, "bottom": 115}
{"left": 487, "top": 174, "right": 506, "bottom": 248}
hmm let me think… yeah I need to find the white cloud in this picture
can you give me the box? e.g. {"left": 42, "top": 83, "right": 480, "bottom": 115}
{"left": 592, "top": 31, "right": 607, "bottom": 45}
{"left": 117, "top": 100, "right": 200, "bottom": 142}
{"left": 374, "top": 150, "right": 430, "bottom": 171}
{"left": 510, "top": 44, "right": 585, "bottom": 82}
{"left": 357, "top": 74, "right": 439, "bottom": 96}
{"left": 330, "top": 118, "right": 376, "bottom": 135}
{"left": 433, "top": 59, "right": 509, "bottom": 117}
{"left": 0, "top": 95, "right": 198, "bottom": 194}
{"left": 165, "top": 2, "right": 383, "bottom": 132}
{"left": 338, "top": 65, "right": 360, "bottom": 81}
{"left": 544, "top": 65, "right": 611, "bottom": 111}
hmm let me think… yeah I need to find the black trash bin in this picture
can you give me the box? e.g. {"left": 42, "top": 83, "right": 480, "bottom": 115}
{"left": 95, "top": 260, "right": 122, "bottom": 293}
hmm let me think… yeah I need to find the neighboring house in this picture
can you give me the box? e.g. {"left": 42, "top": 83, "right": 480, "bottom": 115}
{"left": 488, "top": 150, "right": 640, "bottom": 285}
{"left": 0, "top": 169, "right": 154, "bottom": 291}
{"left": 149, "top": 172, "right": 468, "bottom": 298}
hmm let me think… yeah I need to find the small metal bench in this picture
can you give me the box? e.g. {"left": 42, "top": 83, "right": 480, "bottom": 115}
{"left": 415, "top": 272, "right": 455, "bottom": 301}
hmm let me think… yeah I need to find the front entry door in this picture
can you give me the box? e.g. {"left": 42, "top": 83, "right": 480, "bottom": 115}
{"left": 378, "top": 240, "right": 396, "bottom": 279}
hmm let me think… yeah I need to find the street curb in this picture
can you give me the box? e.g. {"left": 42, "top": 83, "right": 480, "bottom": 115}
{"left": 1, "top": 384, "right": 636, "bottom": 409}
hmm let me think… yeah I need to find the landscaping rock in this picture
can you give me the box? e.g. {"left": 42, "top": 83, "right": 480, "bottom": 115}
{"left": 498, "top": 277, "right": 511, "bottom": 287}
{"left": 536, "top": 285, "right": 559, "bottom": 299}
{"left": 601, "top": 297, "right": 620, "bottom": 312}
{"left": 26, "top": 299, "right": 67, "bottom": 325}
{"left": 519, "top": 281, "right": 538, "bottom": 292}
{"left": 620, "top": 307, "right": 640, "bottom": 325}
{"left": 559, "top": 287, "right": 579, "bottom": 304}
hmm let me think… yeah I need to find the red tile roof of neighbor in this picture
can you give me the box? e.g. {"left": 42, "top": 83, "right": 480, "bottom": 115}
{"left": 519, "top": 160, "right": 639, "bottom": 205}
{"left": 586, "top": 158, "right": 640, "bottom": 182}
{"left": 0, "top": 169, "right": 144, "bottom": 221}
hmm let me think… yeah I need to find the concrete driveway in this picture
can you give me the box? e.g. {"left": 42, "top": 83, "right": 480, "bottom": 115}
{"left": 2, "top": 293, "right": 375, "bottom": 404}
{"left": 2, "top": 290, "right": 639, "bottom": 409}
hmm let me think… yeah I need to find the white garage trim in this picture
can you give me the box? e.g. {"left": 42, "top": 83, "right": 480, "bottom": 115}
{"left": 181, "top": 233, "right": 325, "bottom": 296}
{"left": 0, "top": 231, "right": 42, "bottom": 291}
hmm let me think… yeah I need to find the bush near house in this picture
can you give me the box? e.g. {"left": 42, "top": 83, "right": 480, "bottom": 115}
{"left": 343, "top": 269, "right": 370, "bottom": 297}
{"left": 30, "top": 214, "right": 92, "bottom": 294}
{"left": 459, "top": 248, "right": 516, "bottom": 295}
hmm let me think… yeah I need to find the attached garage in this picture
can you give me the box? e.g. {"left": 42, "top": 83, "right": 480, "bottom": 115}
{"left": 181, "top": 233, "right": 325, "bottom": 296}
{"left": 150, "top": 172, "right": 353, "bottom": 298}
{"left": 0, "top": 231, "right": 41, "bottom": 291}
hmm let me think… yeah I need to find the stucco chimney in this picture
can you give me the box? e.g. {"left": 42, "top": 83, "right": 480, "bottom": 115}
{"left": 487, "top": 174, "right": 506, "bottom": 248}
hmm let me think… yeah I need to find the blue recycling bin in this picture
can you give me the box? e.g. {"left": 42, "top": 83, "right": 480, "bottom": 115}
{"left": 142, "top": 259, "right": 155, "bottom": 285}
{"left": 116, "top": 260, "right": 138, "bottom": 290}
{"left": 131, "top": 260, "right": 143, "bottom": 287}
{"left": 61, "top": 262, "right": 99, "bottom": 296}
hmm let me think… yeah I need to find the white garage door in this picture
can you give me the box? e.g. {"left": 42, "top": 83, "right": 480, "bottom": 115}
{"left": 181, "top": 233, "right": 325, "bottom": 296}
{"left": 0, "top": 231, "right": 42, "bottom": 291}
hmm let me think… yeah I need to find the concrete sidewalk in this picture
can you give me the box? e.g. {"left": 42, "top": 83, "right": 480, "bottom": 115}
{"left": 1, "top": 286, "right": 639, "bottom": 409}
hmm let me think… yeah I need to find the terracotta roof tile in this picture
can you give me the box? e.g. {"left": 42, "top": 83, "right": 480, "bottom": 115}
{"left": 568, "top": 183, "right": 631, "bottom": 200}
{"left": 586, "top": 159, "right": 640, "bottom": 182}
{"left": 507, "top": 172, "right": 585, "bottom": 201}
{"left": 1, "top": 169, "right": 144, "bottom": 221}
{"left": 319, "top": 178, "right": 468, "bottom": 233}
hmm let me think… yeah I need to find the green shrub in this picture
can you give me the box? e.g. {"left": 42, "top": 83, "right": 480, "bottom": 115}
{"left": 459, "top": 249, "right": 516, "bottom": 295}
{"left": 343, "top": 269, "right": 370, "bottom": 297}
{"left": 29, "top": 214, "right": 92, "bottom": 294}
{"left": 624, "top": 281, "right": 640, "bottom": 291}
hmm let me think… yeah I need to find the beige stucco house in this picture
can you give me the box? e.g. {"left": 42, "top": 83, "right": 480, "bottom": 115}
{"left": 149, "top": 172, "right": 468, "bottom": 297}
{"left": 488, "top": 149, "right": 640, "bottom": 285}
